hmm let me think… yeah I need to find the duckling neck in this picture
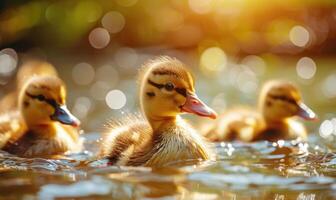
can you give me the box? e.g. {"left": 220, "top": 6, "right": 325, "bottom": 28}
{"left": 28, "top": 124, "right": 57, "bottom": 137}
{"left": 263, "top": 116, "right": 287, "bottom": 129}
{"left": 146, "top": 116, "right": 177, "bottom": 132}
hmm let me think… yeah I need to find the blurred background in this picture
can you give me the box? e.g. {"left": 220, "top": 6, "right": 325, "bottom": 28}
{"left": 0, "top": 0, "right": 336, "bottom": 139}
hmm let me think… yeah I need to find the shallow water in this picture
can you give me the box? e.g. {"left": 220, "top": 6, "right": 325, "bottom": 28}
{"left": 1, "top": 134, "right": 336, "bottom": 200}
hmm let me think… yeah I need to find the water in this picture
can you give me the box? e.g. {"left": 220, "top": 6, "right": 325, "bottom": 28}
{"left": 0, "top": 133, "right": 335, "bottom": 200}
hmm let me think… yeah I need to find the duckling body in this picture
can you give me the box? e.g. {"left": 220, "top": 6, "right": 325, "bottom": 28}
{"left": 5, "top": 126, "right": 79, "bottom": 158}
{"left": 100, "top": 57, "right": 217, "bottom": 167}
{"left": 102, "top": 115, "right": 210, "bottom": 166}
{"left": 1, "top": 111, "right": 79, "bottom": 157}
{"left": 204, "top": 81, "right": 316, "bottom": 142}
{"left": 0, "top": 111, "right": 26, "bottom": 149}
{"left": 0, "top": 76, "right": 81, "bottom": 158}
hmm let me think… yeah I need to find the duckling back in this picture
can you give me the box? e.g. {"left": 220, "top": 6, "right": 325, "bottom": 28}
{"left": 100, "top": 114, "right": 153, "bottom": 166}
{"left": 204, "top": 108, "right": 263, "bottom": 142}
{"left": 0, "top": 111, "right": 26, "bottom": 148}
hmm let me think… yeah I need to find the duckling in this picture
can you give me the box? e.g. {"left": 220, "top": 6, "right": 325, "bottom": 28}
{"left": 0, "top": 60, "right": 58, "bottom": 113}
{"left": 100, "top": 56, "right": 217, "bottom": 167}
{"left": 204, "top": 80, "right": 317, "bottom": 142}
{"left": 0, "top": 75, "right": 81, "bottom": 158}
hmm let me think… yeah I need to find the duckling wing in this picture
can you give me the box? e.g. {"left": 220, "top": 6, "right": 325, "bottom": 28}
{"left": 100, "top": 114, "right": 153, "bottom": 166}
{"left": 0, "top": 111, "right": 26, "bottom": 149}
{"left": 205, "top": 108, "right": 262, "bottom": 142}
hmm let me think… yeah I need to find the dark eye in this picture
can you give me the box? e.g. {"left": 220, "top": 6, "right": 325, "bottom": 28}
{"left": 46, "top": 99, "right": 58, "bottom": 108}
{"left": 164, "top": 82, "right": 175, "bottom": 91}
{"left": 36, "top": 95, "right": 45, "bottom": 101}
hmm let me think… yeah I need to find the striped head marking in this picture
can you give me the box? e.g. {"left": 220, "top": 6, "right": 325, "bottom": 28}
{"left": 20, "top": 76, "right": 79, "bottom": 127}
{"left": 260, "top": 80, "right": 317, "bottom": 121}
{"left": 140, "top": 56, "right": 216, "bottom": 120}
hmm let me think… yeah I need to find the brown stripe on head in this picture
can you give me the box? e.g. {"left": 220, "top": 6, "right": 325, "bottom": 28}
{"left": 258, "top": 80, "right": 301, "bottom": 109}
{"left": 21, "top": 75, "right": 67, "bottom": 105}
{"left": 138, "top": 56, "right": 194, "bottom": 90}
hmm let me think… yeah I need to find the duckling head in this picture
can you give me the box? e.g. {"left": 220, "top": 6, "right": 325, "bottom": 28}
{"left": 139, "top": 56, "right": 217, "bottom": 124}
{"left": 17, "top": 60, "right": 58, "bottom": 90}
{"left": 19, "top": 76, "right": 80, "bottom": 127}
{"left": 259, "top": 80, "right": 317, "bottom": 123}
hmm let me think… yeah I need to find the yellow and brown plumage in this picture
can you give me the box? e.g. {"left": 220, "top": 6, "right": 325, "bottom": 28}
{"left": 100, "top": 56, "right": 217, "bottom": 167}
{"left": 0, "top": 60, "right": 58, "bottom": 113}
{"left": 0, "top": 75, "right": 81, "bottom": 158}
{"left": 204, "top": 80, "right": 317, "bottom": 142}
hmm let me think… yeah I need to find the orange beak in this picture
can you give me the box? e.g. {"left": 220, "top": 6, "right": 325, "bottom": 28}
{"left": 181, "top": 92, "right": 217, "bottom": 119}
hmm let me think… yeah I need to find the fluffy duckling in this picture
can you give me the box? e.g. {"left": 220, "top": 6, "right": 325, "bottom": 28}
{"left": 100, "top": 56, "right": 217, "bottom": 167}
{"left": 204, "top": 80, "right": 317, "bottom": 142}
{"left": 0, "top": 60, "right": 58, "bottom": 113}
{"left": 0, "top": 76, "right": 81, "bottom": 157}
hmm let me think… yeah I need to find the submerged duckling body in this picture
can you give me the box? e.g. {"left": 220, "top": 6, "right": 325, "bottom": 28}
{"left": 100, "top": 56, "right": 217, "bottom": 167}
{"left": 0, "top": 76, "right": 81, "bottom": 157}
{"left": 204, "top": 80, "right": 317, "bottom": 142}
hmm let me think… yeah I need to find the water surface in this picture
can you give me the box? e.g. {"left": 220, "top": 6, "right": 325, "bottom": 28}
{"left": 0, "top": 133, "right": 336, "bottom": 200}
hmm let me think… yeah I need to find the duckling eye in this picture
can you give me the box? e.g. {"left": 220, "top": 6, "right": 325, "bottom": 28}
{"left": 164, "top": 82, "right": 175, "bottom": 91}
{"left": 36, "top": 95, "right": 45, "bottom": 101}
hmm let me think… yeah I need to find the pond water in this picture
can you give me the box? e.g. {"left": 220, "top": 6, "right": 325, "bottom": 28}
{"left": 1, "top": 133, "right": 335, "bottom": 200}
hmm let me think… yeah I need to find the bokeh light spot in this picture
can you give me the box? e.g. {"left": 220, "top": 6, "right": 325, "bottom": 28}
{"left": 236, "top": 66, "right": 258, "bottom": 94}
{"left": 96, "top": 64, "right": 119, "bottom": 86}
{"left": 200, "top": 47, "right": 227, "bottom": 74}
{"left": 241, "top": 55, "right": 266, "bottom": 76}
{"left": 296, "top": 57, "right": 316, "bottom": 79}
{"left": 0, "top": 49, "right": 18, "bottom": 76}
{"left": 101, "top": 11, "right": 125, "bottom": 34}
{"left": 319, "top": 120, "right": 333, "bottom": 138}
{"left": 72, "top": 62, "right": 95, "bottom": 85}
{"left": 105, "top": 90, "right": 127, "bottom": 110}
{"left": 90, "top": 81, "right": 111, "bottom": 100}
{"left": 322, "top": 74, "right": 336, "bottom": 98}
{"left": 114, "top": 47, "right": 138, "bottom": 68}
{"left": 72, "top": 97, "right": 92, "bottom": 119}
{"left": 289, "top": 26, "right": 310, "bottom": 47}
{"left": 89, "top": 28, "right": 110, "bottom": 49}
{"left": 211, "top": 92, "right": 227, "bottom": 113}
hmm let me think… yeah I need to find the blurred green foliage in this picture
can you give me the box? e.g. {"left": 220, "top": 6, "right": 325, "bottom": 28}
{"left": 0, "top": 0, "right": 336, "bottom": 56}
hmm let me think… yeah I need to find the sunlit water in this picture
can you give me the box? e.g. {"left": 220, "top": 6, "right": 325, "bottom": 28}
{"left": 1, "top": 133, "right": 336, "bottom": 200}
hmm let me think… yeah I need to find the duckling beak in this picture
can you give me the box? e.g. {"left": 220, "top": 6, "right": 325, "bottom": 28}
{"left": 297, "top": 102, "right": 318, "bottom": 121}
{"left": 181, "top": 92, "right": 217, "bottom": 119}
{"left": 50, "top": 105, "right": 81, "bottom": 127}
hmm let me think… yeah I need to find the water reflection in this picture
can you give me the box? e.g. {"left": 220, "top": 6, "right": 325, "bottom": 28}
{"left": 0, "top": 134, "right": 336, "bottom": 199}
